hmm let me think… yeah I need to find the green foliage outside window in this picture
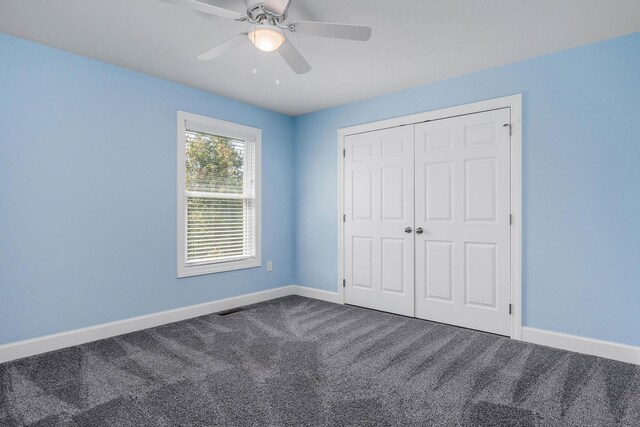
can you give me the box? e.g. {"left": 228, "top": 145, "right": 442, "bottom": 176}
{"left": 185, "top": 131, "right": 248, "bottom": 262}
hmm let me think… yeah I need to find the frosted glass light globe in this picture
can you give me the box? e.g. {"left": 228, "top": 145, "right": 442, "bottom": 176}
{"left": 248, "top": 26, "right": 285, "bottom": 52}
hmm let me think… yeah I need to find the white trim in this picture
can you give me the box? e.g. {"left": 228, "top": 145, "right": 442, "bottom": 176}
{"left": 337, "top": 95, "right": 520, "bottom": 136}
{"left": 0, "top": 285, "right": 342, "bottom": 364}
{"left": 337, "top": 133, "right": 346, "bottom": 304}
{"left": 2, "top": 287, "right": 637, "bottom": 366}
{"left": 292, "top": 285, "right": 341, "bottom": 304}
{"left": 0, "top": 286, "right": 296, "bottom": 364}
{"left": 522, "top": 327, "right": 640, "bottom": 366}
{"left": 336, "top": 94, "right": 523, "bottom": 339}
{"left": 176, "top": 111, "right": 262, "bottom": 278}
{"left": 508, "top": 97, "right": 523, "bottom": 340}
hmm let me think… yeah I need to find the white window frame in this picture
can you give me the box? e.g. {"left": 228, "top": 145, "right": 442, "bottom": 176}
{"left": 176, "top": 111, "right": 261, "bottom": 278}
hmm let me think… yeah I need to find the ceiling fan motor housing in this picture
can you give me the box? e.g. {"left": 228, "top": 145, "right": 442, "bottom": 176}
{"left": 245, "top": 2, "right": 287, "bottom": 24}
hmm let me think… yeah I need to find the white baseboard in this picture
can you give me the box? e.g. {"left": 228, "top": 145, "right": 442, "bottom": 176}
{"left": 291, "top": 285, "right": 341, "bottom": 304}
{"left": 521, "top": 327, "right": 639, "bottom": 365}
{"left": 0, "top": 285, "right": 341, "bottom": 364}
{"left": 0, "top": 285, "right": 296, "bottom": 364}
{"left": 3, "top": 287, "right": 636, "bottom": 366}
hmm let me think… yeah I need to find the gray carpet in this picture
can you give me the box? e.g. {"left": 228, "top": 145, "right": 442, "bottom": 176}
{"left": 0, "top": 296, "right": 638, "bottom": 426}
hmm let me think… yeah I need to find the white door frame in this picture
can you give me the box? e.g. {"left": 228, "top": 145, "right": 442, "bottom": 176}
{"left": 337, "top": 94, "right": 523, "bottom": 340}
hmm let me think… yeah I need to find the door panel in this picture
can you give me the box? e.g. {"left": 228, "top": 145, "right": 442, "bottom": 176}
{"left": 415, "top": 108, "right": 511, "bottom": 335}
{"left": 465, "top": 242, "right": 497, "bottom": 307}
{"left": 352, "top": 170, "right": 372, "bottom": 219}
{"left": 425, "top": 240, "right": 453, "bottom": 301}
{"left": 352, "top": 237, "right": 373, "bottom": 289}
{"left": 465, "top": 157, "right": 497, "bottom": 222}
{"left": 425, "top": 162, "right": 454, "bottom": 222}
{"left": 344, "top": 126, "right": 415, "bottom": 316}
{"left": 381, "top": 167, "right": 405, "bottom": 220}
{"left": 381, "top": 238, "right": 405, "bottom": 293}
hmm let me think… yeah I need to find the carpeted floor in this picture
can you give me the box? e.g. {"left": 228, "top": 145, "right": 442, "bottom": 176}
{"left": 0, "top": 296, "right": 638, "bottom": 426}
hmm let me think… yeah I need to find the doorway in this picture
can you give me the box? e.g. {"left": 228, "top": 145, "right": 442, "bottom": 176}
{"left": 338, "top": 96, "right": 522, "bottom": 337}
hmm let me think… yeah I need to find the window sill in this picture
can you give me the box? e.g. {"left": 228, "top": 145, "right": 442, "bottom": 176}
{"left": 177, "top": 257, "right": 261, "bottom": 278}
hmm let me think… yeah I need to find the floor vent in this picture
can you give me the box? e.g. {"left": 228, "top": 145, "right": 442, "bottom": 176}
{"left": 216, "top": 307, "right": 245, "bottom": 316}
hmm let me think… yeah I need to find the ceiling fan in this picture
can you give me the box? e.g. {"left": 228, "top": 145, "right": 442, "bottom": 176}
{"left": 163, "top": 0, "right": 372, "bottom": 74}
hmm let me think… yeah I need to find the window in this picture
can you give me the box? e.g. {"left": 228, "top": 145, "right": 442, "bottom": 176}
{"left": 177, "top": 112, "right": 261, "bottom": 277}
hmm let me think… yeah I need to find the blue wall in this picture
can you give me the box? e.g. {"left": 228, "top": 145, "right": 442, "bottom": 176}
{"left": 2, "top": 31, "right": 639, "bottom": 348}
{"left": 0, "top": 34, "right": 295, "bottom": 345}
{"left": 294, "top": 32, "right": 640, "bottom": 347}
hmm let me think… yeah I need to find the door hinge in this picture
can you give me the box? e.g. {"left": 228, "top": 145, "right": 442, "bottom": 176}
{"left": 342, "top": 279, "right": 346, "bottom": 288}
{"left": 509, "top": 304, "right": 512, "bottom": 315}
{"left": 343, "top": 214, "right": 346, "bottom": 222}
{"left": 509, "top": 214, "right": 513, "bottom": 225}
{"left": 503, "top": 123, "right": 512, "bottom": 137}
{"left": 343, "top": 149, "right": 346, "bottom": 158}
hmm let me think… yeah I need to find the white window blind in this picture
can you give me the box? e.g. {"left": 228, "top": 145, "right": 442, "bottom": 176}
{"left": 177, "top": 112, "right": 261, "bottom": 277}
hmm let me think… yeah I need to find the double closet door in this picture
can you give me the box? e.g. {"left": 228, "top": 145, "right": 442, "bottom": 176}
{"left": 344, "top": 108, "right": 512, "bottom": 336}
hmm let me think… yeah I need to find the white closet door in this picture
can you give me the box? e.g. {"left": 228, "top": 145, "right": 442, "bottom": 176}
{"left": 414, "top": 108, "right": 511, "bottom": 335}
{"left": 344, "top": 125, "right": 415, "bottom": 316}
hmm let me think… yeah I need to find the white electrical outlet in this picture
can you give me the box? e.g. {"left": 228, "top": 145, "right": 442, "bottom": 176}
{"left": 267, "top": 261, "right": 273, "bottom": 272}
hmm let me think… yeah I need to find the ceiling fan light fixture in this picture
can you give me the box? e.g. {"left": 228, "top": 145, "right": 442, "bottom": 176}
{"left": 248, "top": 25, "right": 285, "bottom": 52}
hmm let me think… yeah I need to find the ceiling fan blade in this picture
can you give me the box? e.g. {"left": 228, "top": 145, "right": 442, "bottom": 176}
{"left": 160, "top": 0, "right": 245, "bottom": 20}
{"left": 278, "top": 39, "right": 311, "bottom": 75}
{"left": 198, "top": 33, "right": 248, "bottom": 60}
{"left": 293, "top": 21, "right": 372, "bottom": 41}
{"left": 263, "top": 0, "right": 291, "bottom": 16}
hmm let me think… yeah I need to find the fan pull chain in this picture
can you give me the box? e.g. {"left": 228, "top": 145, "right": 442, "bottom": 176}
{"left": 252, "top": 27, "right": 257, "bottom": 74}
{"left": 275, "top": 50, "right": 281, "bottom": 85}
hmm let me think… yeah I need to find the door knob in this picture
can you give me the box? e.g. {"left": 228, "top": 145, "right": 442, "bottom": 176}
{"left": 416, "top": 227, "right": 424, "bottom": 234}
{"left": 404, "top": 227, "right": 412, "bottom": 233}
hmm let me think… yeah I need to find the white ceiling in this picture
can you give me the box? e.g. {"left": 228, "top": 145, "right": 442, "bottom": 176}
{"left": 2, "top": 0, "right": 640, "bottom": 115}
